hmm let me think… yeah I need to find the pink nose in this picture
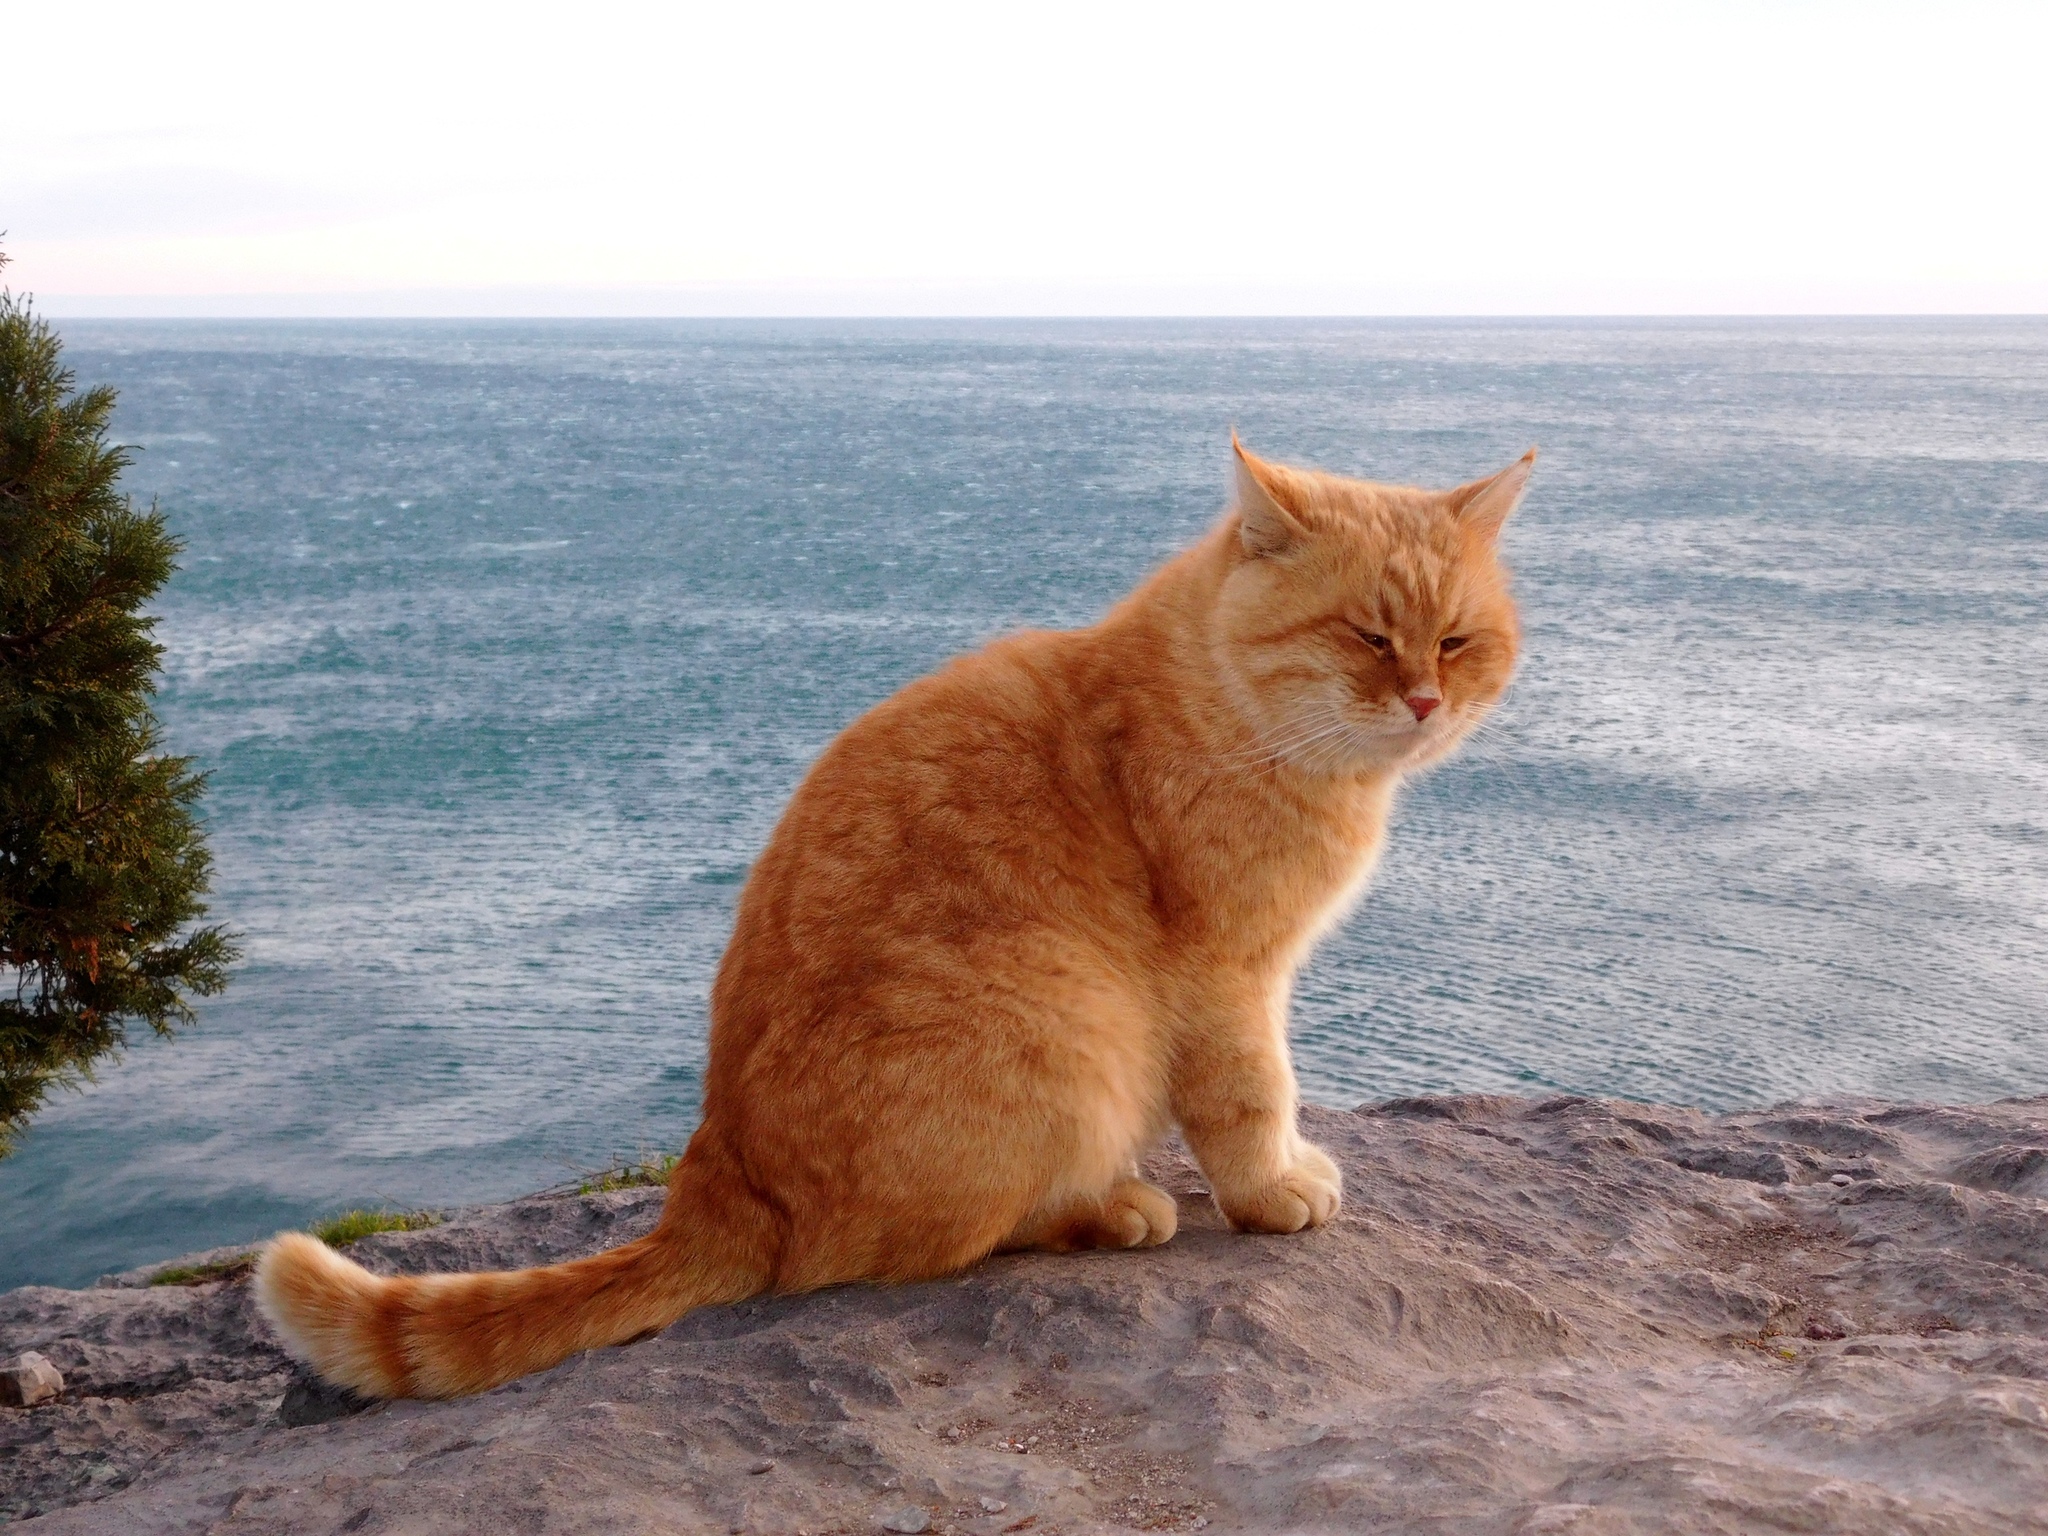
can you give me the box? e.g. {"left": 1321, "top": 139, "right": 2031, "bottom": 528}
{"left": 1406, "top": 695, "right": 1440, "bottom": 721}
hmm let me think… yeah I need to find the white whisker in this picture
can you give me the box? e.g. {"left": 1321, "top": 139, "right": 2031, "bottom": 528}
{"left": 1220, "top": 712, "right": 1352, "bottom": 766}
{"left": 1224, "top": 712, "right": 1365, "bottom": 777}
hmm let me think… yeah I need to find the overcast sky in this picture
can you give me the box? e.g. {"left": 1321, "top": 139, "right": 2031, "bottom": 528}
{"left": 6, "top": 0, "right": 2045, "bottom": 316}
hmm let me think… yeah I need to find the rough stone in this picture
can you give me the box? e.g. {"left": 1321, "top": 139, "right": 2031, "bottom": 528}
{"left": 276, "top": 1366, "right": 374, "bottom": 1428}
{"left": 0, "top": 1351, "right": 62, "bottom": 1408}
{"left": 4, "top": 1095, "right": 2048, "bottom": 1533}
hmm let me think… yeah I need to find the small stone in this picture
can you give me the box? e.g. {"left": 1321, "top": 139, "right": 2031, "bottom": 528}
{"left": 747, "top": 1458, "right": 775, "bottom": 1475}
{"left": 0, "top": 1351, "right": 63, "bottom": 1408}
{"left": 979, "top": 1497, "right": 1007, "bottom": 1513}
{"left": 878, "top": 1507, "right": 931, "bottom": 1534}
{"left": 1830, "top": 1173, "right": 1853, "bottom": 1186}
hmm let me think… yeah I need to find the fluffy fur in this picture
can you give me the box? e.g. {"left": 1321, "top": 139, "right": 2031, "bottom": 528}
{"left": 257, "top": 438, "right": 1534, "bottom": 1398}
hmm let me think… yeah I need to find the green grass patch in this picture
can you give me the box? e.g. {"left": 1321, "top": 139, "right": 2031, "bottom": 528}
{"left": 311, "top": 1208, "right": 442, "bottom": 1247}
{"left": 145, "top": 1208, "right": 440, "bottom": 1283}
{"left": 578, "top": 1153, "right": 680, "bottom": 1195}
{"left": 149, "top": 1254, "right": 256, "bottom": 1286}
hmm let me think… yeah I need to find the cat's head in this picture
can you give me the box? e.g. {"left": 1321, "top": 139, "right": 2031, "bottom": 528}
{"left": 1210, "top": 437, "right": 1530, "bottom": 775}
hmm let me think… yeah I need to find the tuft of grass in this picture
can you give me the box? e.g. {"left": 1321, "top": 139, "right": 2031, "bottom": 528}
{"left": 578, "top": 1153, "right": 680, "bottom": 1195}
{"left": 311, "top": 1208, "right": 442, "bottom": 1247}
{"left": 150, "top": 1254, "right": 256, "bottom": 1286}
{"left": 143, "top": 1207, "right": 439, "bottom": 1284}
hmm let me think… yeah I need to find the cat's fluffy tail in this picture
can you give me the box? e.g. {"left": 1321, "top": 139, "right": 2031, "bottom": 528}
{"left": 254, "top": 1159, "right": 773, "bottom": 1399}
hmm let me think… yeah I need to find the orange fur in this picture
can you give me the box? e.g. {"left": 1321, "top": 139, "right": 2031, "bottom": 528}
{"left": 256, "top": 439, "right": 1535, "bottom": 1398}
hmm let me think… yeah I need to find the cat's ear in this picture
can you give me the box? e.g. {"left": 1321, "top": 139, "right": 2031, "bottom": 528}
{"left": 1233, "top": 434, "right": 1309, "bottom": 558}
{"left": 1449, "top": 448, "right": 1537, "bottom": 544}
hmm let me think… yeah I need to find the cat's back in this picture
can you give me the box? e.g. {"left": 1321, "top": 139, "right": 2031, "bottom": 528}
{"left": 770, "top": 624, "right": 1130, "bottom": 881}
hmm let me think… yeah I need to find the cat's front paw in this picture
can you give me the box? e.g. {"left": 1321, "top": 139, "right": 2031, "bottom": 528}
{"left": 1099, "top": 1179, "right": 1180, "bottom": 1249}
{"left": 1219, "top": 1144, "right": 1342, "bottom": 1234}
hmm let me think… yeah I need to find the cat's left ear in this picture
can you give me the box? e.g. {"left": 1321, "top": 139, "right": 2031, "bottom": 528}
{"left": 1449, "top": 449, "right": 1537, "bottom": 543}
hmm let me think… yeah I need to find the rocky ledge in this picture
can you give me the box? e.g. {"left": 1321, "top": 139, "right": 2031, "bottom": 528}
{"left": 4, "top": 1094, "right": 2048, "bottom": 1535}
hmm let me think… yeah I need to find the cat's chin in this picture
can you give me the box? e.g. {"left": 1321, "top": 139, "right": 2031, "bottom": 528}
{"left": 1274, "top": 729, "right": 1439, "bottom": 779}
{"left": 1337, "top": 716, "right": 1475, "bottom": 776}
{"left": 1396, "top": 717, "right": 1483, "bottom": 773}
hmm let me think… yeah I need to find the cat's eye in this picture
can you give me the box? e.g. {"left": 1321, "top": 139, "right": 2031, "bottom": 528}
{"left": 1352, "top": 627, "right": 1392, "bottom": 653}
{"left": 1440, "top": 636, "right": 1469, "bottom": 653}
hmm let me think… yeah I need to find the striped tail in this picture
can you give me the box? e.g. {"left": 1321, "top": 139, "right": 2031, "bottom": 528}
{"left": 254, "top": 1161, "right": 774, "bottom": 1399}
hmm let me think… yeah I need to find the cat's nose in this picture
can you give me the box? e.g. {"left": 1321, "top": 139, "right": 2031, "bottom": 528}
{"left": 1405, "top": 695, "right": 1440, "bottom": 721}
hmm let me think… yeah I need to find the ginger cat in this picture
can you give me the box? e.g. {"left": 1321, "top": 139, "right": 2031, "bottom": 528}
{"left": 256, "top": 437, "right": 1534, "bottom": 1399}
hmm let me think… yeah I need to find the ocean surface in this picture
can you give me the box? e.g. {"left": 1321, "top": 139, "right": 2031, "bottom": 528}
{"left": 3, "top": 318, "right": 2044, "bottom": 1289}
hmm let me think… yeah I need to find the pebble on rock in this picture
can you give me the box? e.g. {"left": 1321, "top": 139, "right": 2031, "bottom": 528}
{"left": 1831, "top": 1173, "right": 1853, "bottom": 1186}
{"left": 978, "top": 1497, "right": 1007, "bottom": 1513}
{"left": 878, "top": 1506, "right": 931, "bottom": 1533}
{"left": 0, "top": 1351, "right": 64, "bottom": 1408}
{"left": 746, "top": 1458, "right": 775, "bottom": 1475}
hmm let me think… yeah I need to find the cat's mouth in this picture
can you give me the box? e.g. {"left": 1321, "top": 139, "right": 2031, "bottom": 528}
{"left": 1314, "top": 708, "right": 1457, "bottom": 768}
{"left": 1364, "top": 702, "right": 1450, "bottom": 734}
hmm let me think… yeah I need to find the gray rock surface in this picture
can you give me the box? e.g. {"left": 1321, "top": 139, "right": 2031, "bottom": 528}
{"left": 5, "top": 1094, "right": 2048, "bottom": 1533}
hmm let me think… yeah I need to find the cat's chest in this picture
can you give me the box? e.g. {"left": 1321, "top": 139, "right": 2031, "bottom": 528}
{"left": 1178, "top": 777, "right": 1393, "bottom": 956}
{"left": 1263, "top": 801, "right": 1387, "bottom": 928}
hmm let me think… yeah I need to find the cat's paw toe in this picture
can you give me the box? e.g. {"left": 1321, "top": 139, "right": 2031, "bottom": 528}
{"left": 1220, "top": 1147, "right": 1342, "bottom": 1234}
{"left": 1102, "top": 1180, "right": 1179, "bottom": 1248}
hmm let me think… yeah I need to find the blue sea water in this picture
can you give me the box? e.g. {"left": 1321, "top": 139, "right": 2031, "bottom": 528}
{"left": 2, "top": 318, "right": 2044, "bottom": 1289}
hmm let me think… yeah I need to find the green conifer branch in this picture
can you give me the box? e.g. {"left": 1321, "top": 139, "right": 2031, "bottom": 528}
{"left": 0, "top": 247, "right": 239, "bottom": 1155}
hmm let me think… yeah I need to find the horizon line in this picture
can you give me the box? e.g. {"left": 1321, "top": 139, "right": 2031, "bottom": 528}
{"left": 18, "top": 278, "right": 2048, "bottom": 325}
{"left": 31, "top": 307, "right": 2048, "bottom": 323}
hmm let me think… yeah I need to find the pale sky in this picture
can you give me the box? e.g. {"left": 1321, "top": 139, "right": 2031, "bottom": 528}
{"left": 6, "top": 0, "right": 2045, "bottom": 316}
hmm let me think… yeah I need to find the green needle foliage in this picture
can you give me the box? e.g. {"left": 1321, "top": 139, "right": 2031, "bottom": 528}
{"left": 0, "top": 250, "right": 237, "bottom": 1155}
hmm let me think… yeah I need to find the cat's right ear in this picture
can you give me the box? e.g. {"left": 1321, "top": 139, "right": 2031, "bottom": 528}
{"left": 1233, "top": 434, "right": 1308, "bottom": 558}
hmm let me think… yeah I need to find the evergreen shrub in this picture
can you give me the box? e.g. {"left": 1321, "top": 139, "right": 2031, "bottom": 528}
{"left": 0, "top": 250, "right": 236, "bottom": 1155}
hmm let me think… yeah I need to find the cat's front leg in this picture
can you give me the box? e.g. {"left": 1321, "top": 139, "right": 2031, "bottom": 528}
{"left": 1215, "top": 1139, "right": 1341, "bottom": 1233}
{"left": 1170, "top": 987, "right": 1342, "bottom": 1234}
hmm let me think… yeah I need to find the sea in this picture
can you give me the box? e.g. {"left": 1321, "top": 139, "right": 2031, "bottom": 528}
{"left": 3, "top": 318, "right": 2044, "bottom": 1289}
